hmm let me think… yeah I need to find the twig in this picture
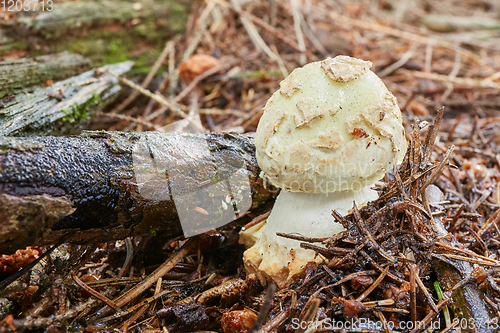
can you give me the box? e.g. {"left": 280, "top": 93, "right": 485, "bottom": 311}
{"left": 447, "top": 113, "right": 465, "bottom": 142}
{"left": 120, "top": 278, "right": 162, "bottom": 332}
{"left": 425, "top": 41, "right": 433, "bottom": 73}
{"left": 405, "top": 70, "right": 500, "bottom": 90}
{"left": 363, "top": 299, "right": 394, "bottom": 308}
{"left": 378, "top": 43, "right": 419, "bottom": 78}
{"left": 360, "top": 251, "right": 406, "bottom": 284}
{"left": 87, "top": 277, "right": 143, "bottom": 288}
{"left": 142, "top": 41, "right": 176, "bottom": 119}
{"left": 237, "top": 7, "right": 315, "bottom": 59}
{"left": 174, "top": 59, "right": 235, "bottom": 103}
{"left": 241, "top": 211, "right": 271, "bottom": 231}
{"left": 409, "top": 299, "right": 449, "bottom": 333}
{"left": 99, "top": 239, "right": 194, "bottom": 318}
{"left": 229, "top": 0, "right": 288, "bottom": 76}
{"left": 113, "top": 40, "right": 173, "bottom": 114}
{"left": 353, "top": 204, "right": 396, "bottom": 263}
{"left": 300, "top": 242, "right": 352, "bottom": 257}
{"left": 441, "top": 46, "right": 462, "bottom": 101}
{"left": 72, "top": 272, "right": 120, "bottom": 311}
{"left": 13, "top": 298, "right": 97, "bottom": 330}
{"left": 437, "top": 253, "right": 500, "bottom": 267}
{"left": 95, "top": 111, "right": 164, "bottom": 132}
{"left": 415, "top": 272, "right": 439, "bottom": 313}
{"left": 296, "top": 297, "right": 321, "bottom": 333}
{"left": 327, "top": 240, "right": 368, "bottom": 268}
{"left": 98, "top": 289, "right": 173, "bottom": 323}
{"left": 355, "top": 265, "right": 390, "bottom": 302}
{"left": 118, "top": 237, "right": 134, "bottom": 278}
{"left": 477, "top": 207, "right": 500, "bottom": 236}
{"left": 321, "top": 269, "right": 377, "bottom": 289}
{"left": 423, "top": 107, "right": 445, "bottom": 165}
{"left": 259, "top": 308, "right": 290, "bottom": 333}
{"left": 298, "top": 10, "right": 328, "bottom": 56}
{"left": 290, "top": 0, "right": 307, "bottom": 64}
{"left": 373, "top": 310, "right": 391, "bottom": 333}
{"left": 182, "top": 1, "right": 216, "bottom": 62}
{"left": 435, "top": 241, "right": 497, "bottom": 264}
{"left": 248, "top": 283, "right": 277, "bottom": 333}
{"left": 277, "top": 231, "right": 343, "bottom": 244}
{"left": 409, "top": 264, "right": 417, "bottom": 323}
{"left": 101, "top": 68, "right": 205, "bottom": 132}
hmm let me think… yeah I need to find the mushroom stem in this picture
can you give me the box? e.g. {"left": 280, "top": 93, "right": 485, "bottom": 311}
{"left": 243, "top": 185, "right": 378, "bottom": 287}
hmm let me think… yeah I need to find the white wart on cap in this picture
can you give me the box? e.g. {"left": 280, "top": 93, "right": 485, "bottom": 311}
{"left": 255, "top": 55, "right": 407, "bottom": 193}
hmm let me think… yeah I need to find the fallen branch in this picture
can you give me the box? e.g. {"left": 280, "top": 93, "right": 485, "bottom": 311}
{"left": 0, "top": 61, "right": 134, "bottom": 136}
{"left": 0, "top": 131, "right": 275, "bottom": 254}
{"left": 0, "top": 52, "right": 91, "bottom": 97}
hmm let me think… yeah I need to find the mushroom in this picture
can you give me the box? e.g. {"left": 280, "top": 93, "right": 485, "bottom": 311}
{"left": 242, "top": 56, "right": 407, "bottom": 287}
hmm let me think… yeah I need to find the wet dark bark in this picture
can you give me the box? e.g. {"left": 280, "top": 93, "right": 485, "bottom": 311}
{"left": 0, "top": 131, "right": 276, "bottom": 254}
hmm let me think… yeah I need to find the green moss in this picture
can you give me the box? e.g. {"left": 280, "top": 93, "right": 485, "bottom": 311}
{"left": 0, "top": 40, "right": 29, "bottom": 55}
{"left": 3, "top": 2, "right": 189, "bottom": 76}
{"left": 149, "top": 226, "right": 159, "bottom": 236}
{"left": 61, "top": 93, "right": 100, "bottom": 123}
{"left": 210, "top": 173, "right": 220, "bottom": 184}
{"left": 51, "top": 13, "right": 188, "bottom": 76}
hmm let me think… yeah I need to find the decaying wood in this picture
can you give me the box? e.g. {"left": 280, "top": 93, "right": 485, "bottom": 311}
{"left": 0, "top": 52, "right": 91, "bottom": 97}
{"left": 0, "top": 131, "right": 275, "bottom": 254}
{"left": 9, "top": 1, "right": 187, "bottom": 38}
{"left": 433, "top": 256, "right": 497, "bottom": 332}
{"left": 0, "top": 61, "right": 133, "bottom": 137}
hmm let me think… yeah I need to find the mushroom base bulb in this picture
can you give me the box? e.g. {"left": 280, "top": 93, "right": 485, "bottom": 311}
{"left": 243, "top": 186, "right": 378, "bottom": 288}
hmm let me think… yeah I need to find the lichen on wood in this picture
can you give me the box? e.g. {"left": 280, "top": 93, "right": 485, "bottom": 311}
{"left": 0, "top": 51, "right": 91, "bottom": 98}
{"left": 0, "top": 61, "right": 133, "bottom": 137}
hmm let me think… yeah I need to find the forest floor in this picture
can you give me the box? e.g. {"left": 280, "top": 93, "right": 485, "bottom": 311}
{"left": 1, "top": 0, "right": 500, "bottom": 332}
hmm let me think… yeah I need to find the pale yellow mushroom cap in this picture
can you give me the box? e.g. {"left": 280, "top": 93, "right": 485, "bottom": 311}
{"left": 255, "top": 56, "right": 407, "bottom": 193}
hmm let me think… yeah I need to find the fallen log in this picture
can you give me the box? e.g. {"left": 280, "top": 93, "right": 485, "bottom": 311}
{"left": 0, "top": 131, "right": 276, "bottom": 254}
{"left": 1, "top": 1, "right": 189, "bottom": 78}
{"left": 0, "top": 61, "right": 133, "bottom": 136}
{"left": 12, "top": 0, "right": 188, "bottom": 38}
{"left": 0, "top": 51, "right": 91, "bottom": 97}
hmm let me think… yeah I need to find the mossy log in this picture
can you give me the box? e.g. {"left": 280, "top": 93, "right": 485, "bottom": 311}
{"left": 0, "top": 131, "right": 276, "bottom": 254}
{"left": 13, "top": 0, "right": 186, "bottom": 38}
{"left": 0, "top": 61, "right": 133, "bottom": 136}
{"left": 1, "top": 0, "right": 189, "bottom": 75}
{"left": 0, "top": 52, "right": 91, "bottom": 97}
